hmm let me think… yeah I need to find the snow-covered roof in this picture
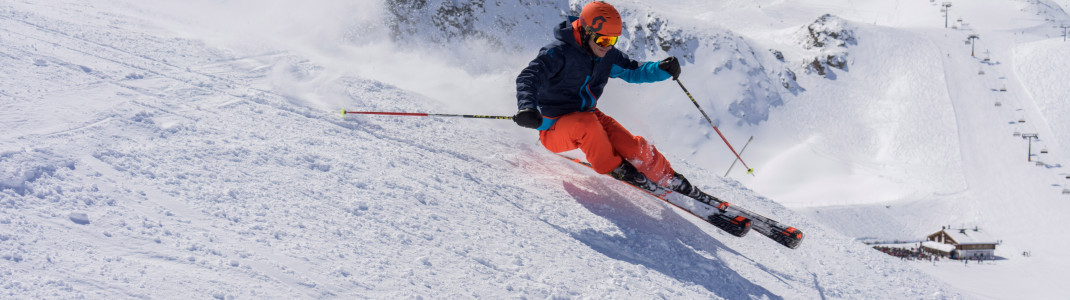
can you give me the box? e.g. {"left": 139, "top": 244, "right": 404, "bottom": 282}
{"left": 941, "top": 229, "right": 999, "bottom": 245}
{"left": 922, "top": 241, "right": 956, "bottom": 252}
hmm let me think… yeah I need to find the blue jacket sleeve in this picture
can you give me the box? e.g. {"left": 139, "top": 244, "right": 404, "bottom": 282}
{"left": 516, "top": 47, "right": 565, "bottom": 111}
{"left": 607, "top": 50, "right": 671, "bottom": 83}
{"left": 609, "top": 61, "right": 671, "bottom": 83}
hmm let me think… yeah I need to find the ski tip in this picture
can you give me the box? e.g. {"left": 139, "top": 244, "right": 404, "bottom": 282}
{"left": 777, "top": 227, "right": 804, "bottom": 249}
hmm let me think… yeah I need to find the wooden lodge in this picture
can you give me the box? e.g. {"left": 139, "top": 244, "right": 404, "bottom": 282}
{"left": 922, "top": 227, "right": 999, "bottom": 260}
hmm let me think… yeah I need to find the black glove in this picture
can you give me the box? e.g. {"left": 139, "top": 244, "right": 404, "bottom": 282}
{"left": 513, "top": 108, "right": 542, "bottom": 129}
{"left": 658, "top": 56, "right": 681, "bottom": 80}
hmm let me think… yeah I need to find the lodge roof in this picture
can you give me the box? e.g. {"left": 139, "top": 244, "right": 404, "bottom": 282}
{"left": 934, "top": 228, "right": 999, "bottom": 245}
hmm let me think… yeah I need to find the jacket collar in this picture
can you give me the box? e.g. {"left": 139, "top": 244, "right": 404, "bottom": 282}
{"left": 554, "top": 19, "right": 592, "bottom": 56}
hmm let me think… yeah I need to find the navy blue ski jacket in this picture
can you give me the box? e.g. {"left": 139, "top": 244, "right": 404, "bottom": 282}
{"left": 516, "top": 19, "right": 671, "bottom": 130}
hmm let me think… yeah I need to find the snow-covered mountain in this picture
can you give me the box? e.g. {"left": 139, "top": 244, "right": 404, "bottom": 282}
{"left": 2, "top": 0, "right": 1068, "bottom": 299}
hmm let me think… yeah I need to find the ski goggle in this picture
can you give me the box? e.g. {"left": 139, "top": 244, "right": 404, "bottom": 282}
{"left": 593, "top": 34, "right": 619, "bottom": 47}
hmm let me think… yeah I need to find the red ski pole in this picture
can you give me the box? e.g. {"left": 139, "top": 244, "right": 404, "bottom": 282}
{"left": 674, "top": 79, "right": 755, "bottom": 175}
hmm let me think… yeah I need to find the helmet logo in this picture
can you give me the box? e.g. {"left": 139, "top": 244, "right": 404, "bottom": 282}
{"left": 590, "top": 16, "right": 606, "bottom": 33}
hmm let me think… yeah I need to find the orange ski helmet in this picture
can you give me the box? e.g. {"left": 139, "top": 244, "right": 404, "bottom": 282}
{"left": 577, "top": 1, "right": 622, "bottom": 37}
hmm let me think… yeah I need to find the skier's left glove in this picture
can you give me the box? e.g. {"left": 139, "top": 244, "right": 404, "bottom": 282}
{"left": 513, "top": 108, "right": 542, "bottom": 129}
{"left": 658, "top": 56, "right": 681, "bottom": 80}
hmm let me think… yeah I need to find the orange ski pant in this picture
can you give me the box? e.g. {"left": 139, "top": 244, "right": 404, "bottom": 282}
{"left": 539, "top": 109, "right": 675, "bottom": 185}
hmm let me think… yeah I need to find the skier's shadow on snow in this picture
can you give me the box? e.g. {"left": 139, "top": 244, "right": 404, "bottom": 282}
{"left": 560, "top": 180, "right": 784, "bottom": 299}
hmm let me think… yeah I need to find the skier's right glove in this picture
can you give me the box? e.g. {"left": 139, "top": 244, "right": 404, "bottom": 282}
{"left": 658, "top": 56, "right": 681, "bottom": 80}
{"left": 513, "top": 108, "right": 542, "bottom": 129}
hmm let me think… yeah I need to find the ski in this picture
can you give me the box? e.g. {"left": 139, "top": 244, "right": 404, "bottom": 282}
{"left": 560, "top": 154, "right": 803, "bottom": 249}
{"left": 714, "top": 195, "right": 804, "bottom": 249}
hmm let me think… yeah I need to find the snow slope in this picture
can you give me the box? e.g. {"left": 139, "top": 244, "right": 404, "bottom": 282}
{"left": 1, "top": 0, "right": 1067, "bottom": 299}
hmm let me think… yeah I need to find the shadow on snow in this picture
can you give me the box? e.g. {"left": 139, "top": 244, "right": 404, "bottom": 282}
{"left": 559, "top": 179, "right": 783, "bottom": 299}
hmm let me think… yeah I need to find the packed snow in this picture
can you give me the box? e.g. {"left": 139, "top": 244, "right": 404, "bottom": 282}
{"left": 2, "top": 0, "right": 1068, "bottom": 299}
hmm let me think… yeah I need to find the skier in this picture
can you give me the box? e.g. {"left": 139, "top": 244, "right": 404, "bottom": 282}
{"left": 512, "top": 1, "right": 699, "bottom": 197}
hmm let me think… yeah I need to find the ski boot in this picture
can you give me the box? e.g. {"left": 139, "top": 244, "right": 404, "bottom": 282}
{"left": 609, "top": 160, "right": 659, "bottom": 192}
{"left": 667, "top": 172, "right": 701, "bottom": 198}
{"left": 667, "top": 173, "right": 724, "bottom": 208}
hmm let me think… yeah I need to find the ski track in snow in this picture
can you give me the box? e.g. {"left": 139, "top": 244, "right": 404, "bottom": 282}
{"left": 4, "top": 0, "right": 1069, "bottom": 299}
